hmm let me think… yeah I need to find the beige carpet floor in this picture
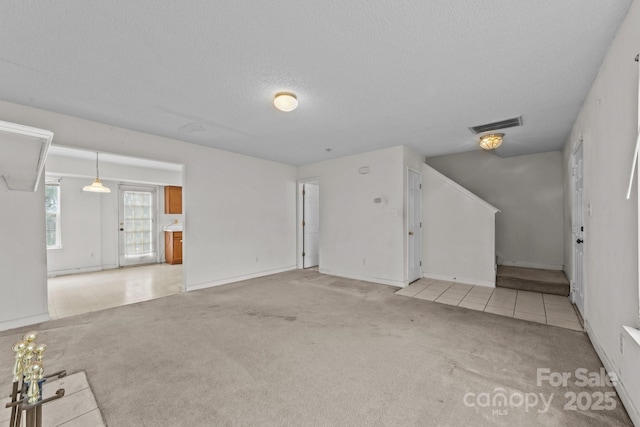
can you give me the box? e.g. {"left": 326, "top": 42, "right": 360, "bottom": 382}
{"left": 0, "top": 269, "right": 632, "bottom": 426}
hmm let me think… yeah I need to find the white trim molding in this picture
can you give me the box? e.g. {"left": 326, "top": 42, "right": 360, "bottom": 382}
{"left": 423, "top": 273, "right": 495, "bottom": 288}
{"left": 319, "top": 268, "right": 404, "bottom": 288}
{"left": 186, "top": 265, "right": 297, "bottom": 292}
{"left": 586, "top": 321, "right": 640, "bottom": 426}
{"left": 0, "top": 313, "right": 50, "bottom": 332}
{"left": 499, "top": 260, "right": 564, "bottom": 271}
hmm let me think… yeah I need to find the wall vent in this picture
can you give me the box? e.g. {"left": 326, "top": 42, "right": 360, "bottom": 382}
{"left": 469, "top": 116, "right": 523, "bottom": 134}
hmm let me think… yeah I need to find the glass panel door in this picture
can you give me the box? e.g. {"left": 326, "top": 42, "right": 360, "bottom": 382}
{"left": 119, "top": 185, "right": 157, "bottom": 266}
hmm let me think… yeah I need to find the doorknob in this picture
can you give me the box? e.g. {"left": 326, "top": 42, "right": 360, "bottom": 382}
{"left": 409, "top": 231, "right": 414, "bottom": 236}
{"left": 576, "top": 239, "right": 583, "bottom": 244}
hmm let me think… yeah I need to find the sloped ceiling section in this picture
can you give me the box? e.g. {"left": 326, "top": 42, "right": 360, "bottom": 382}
{"left": 0, "top": 121, "right": 53, "bottom": 191}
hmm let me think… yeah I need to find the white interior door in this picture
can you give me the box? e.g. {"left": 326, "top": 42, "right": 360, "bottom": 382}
{"left": 303, "top": 182, "right": 319, "bottom": 268}
{"left": 408, "top": 170, "right": 422, "bottom": 283}
{"left": 119, "top": 185, "right": 157, "bottom": 267}
{"left": 572, "top": 145, "right": 585, "bottom": 316}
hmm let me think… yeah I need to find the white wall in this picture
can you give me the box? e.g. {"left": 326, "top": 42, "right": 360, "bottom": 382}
{"left": 100, "top": 180, "right": 119, "bottom": 268}
{"left": 46, "top": 176, "right": 105, "bottom": 275}
{"left": 562, "top": 0, "right": 640, "bottom": 423}
{"left": 0, "top": 175, "right": 50, "bottom": 329}
{"left": 0, "top": 100, "right": 297, "bottom": 330}
{"left": 298, "top": 146, "right": 405, "bottom": 286}
{"left": 426, "top": 150, "right": 564, "bottom": 270}
{"left": 422, "top": 165, "right": 499, "bottom": 287}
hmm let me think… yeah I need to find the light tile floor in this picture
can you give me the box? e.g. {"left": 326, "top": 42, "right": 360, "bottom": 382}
{"left": 396, "top": 278, "right": 583, "bottom": 331}
{"left": 1, "top": 372, "right": 104, "bottom": 427}
{"left": 48, "top": 264, "right": 183, "bottom": 319}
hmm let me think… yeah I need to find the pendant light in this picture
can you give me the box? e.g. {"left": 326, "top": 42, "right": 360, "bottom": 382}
{"left": 83, "top": 152, "right": 111, "bottom": 193}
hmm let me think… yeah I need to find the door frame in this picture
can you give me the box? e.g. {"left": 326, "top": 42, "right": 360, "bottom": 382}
{"left": 296, "top": 177, "right": 320, "bottom": 269}
{"left": 302, "top": 182, "right": 320, "bottom": 268}
{"left": 406, "top": 168, "right": 423, "bottom": 285}
{"left": 118, "top": 183, "right": 159, "bottom": 267}
{"left": 571, "top": 140, "right": 586, "bottom": 317}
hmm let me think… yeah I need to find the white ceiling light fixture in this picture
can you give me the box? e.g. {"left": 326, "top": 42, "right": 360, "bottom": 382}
{"left": 273, "top": 92, "right": 298, "bottom": 112}
{"left": 83, "top": 152, "right": 111, "bottom": 193}
{"left": 479, "top": 133, "right": 504, "bottom": 151}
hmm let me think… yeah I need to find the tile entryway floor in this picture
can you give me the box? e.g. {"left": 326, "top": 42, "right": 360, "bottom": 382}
{"left": 396, "top": 278, "right": 583, "bottom": 331}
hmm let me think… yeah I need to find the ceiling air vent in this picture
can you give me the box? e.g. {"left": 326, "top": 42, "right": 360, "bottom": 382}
{"left": 469, "top": 116, "right": 523, "bottom": 134}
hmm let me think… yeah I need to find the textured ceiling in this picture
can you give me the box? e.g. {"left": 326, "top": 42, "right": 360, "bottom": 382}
{"left": 0, "top": 1, "right": 632, "bottom": 165}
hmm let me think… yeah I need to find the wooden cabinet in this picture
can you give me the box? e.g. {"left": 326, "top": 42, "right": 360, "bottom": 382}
{"left": 164, "top": 186, "right": 182, "bottom": 214}
{"left": 165, "top": 231, "right": 182, "bottom": 265}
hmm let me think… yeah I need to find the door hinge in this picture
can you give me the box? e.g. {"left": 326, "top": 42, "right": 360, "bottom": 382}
{"left": 302, "top": 252, "right": 305, "bottom": 257}
{"left": 420, "top": 222, "right": 422, "bottom": 228}
{"left": 302, "top": 221, "right": 306, "bottom": 227}
{"left": 419, "top": 261, "right": 422, "bottom": 266}
{"left": 419, "top": 183, "right": 422, "bottom": 189}
{"left": 302, "top": 190, "right": 306, "bottom": 195}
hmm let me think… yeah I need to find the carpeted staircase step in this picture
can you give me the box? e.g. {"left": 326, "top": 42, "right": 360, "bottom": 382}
{"left": 496, "top": 266, "right": 570, "bottom": 296}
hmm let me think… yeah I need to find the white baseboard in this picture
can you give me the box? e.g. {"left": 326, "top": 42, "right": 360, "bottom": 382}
{"left": 585, "top": 320, "right": 640, "bottom": 426}
{"left": 0, "top": 313, "right": 50, "bottom": 332}
{"left": 318, "top": 268, "right": 404, "bottom": 288}
{"left": 47, "top": 264, "right": 119, "bottom": 278}
{"left": 47, "top": 263, "right": 148, "bottom": 278}
{"left": 186, "top": 265, "right": 297, "bottom": 291}
{"left": 47, "top": 266, "right": 103, "bottom": 277}
{"left": 499, "top": 260, "right": 564, "bottom": 271}
{"left": 423, "top": 273, "right": 495, "bottom": 288}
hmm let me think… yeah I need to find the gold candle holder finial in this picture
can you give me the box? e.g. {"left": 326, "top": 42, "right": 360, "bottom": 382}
{"left": 34, "top": 343, "right": 47, "bottom": 362}
{"left": 22, "top": 331, "right": 38, "bottom": 343}
{"left": 11, "top": 341, "right": 28, "bottom": 382}
{"left": 25, "top": 363, "right": 42, "bottom": 404}
{"left": 36, "top": 361, "right": 45, "bottom": 382}
{"left": 22, "top": 341, "right": 37, "bottom": 371}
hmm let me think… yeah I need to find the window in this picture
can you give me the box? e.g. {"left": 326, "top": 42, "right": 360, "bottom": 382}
{"left": 123, "top": 190, "right": 154, "bottom": 257}
{"left": 45, "top": 181, "right": 61, "bottom": 249}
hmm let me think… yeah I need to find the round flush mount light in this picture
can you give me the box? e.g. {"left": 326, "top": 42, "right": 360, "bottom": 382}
{"left": 479, "top": 133, "right": 504, "bottom": 150}
{"left": 273, "top": 92, "right": 298, "bottom": 112}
